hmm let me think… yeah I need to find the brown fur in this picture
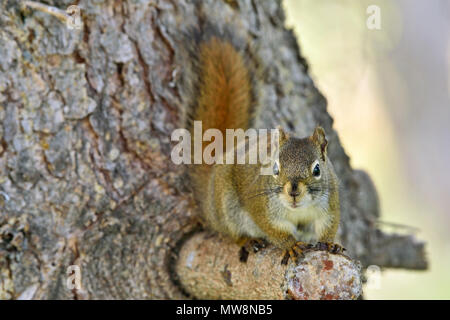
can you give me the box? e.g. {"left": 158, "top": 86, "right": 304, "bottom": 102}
{"left": 195, "top": 37, "right": 252, "bottom": 134}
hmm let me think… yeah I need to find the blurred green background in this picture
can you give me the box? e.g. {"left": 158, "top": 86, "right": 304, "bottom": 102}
{"left": 284, "top": 0, "right": 450, "bottom": 299}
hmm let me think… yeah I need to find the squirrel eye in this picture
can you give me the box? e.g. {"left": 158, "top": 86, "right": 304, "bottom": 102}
{"left": 312, "top": 163, "right": 320, "bottom": 178}
{"left": 273, "top": 161, "right": 280, "bottom": 176}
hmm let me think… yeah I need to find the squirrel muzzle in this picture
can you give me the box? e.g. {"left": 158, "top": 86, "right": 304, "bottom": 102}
{"left": 283, "top": 181, "right": 308, "bottom": 208}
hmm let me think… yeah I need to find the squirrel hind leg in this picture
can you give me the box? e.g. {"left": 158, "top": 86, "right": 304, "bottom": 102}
{"left": 237, "top": 237, "right": 268, "bottom": 263}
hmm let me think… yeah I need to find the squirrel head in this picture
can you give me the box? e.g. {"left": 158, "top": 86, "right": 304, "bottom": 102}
{"left": 271, "top": 126, "right": 332, "bottom": 210}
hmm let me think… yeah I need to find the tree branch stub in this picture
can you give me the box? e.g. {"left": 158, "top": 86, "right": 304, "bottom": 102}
{"left": 176, "top": 232, "right": 362, "bottom": 300}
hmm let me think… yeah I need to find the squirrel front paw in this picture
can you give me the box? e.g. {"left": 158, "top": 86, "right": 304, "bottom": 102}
{"left": 281, "top": 241, "right": 314, "bottom": 265}
{"left": 280, "top": 241, "right": 345, "bottom": 265}
{"left": 314, "top": 242, "right": 346, "bottom": 254}
{"left": 238, "top": 238, "right": 268, "bottom": 263}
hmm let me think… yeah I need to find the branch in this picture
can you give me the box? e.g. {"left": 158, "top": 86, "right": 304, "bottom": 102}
{"left": 175, "top": 232, "right": 362, "bottom": 300}
{"left": 367, "top": 233, "right": 427, "bottom": 270}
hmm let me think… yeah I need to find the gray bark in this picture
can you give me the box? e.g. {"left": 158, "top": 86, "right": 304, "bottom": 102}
{"left": 0, "top": 0, "right": 426, "bottom": 299}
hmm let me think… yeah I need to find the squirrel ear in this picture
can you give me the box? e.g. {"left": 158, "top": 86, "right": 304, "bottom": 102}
{"left": 276, "top": 126, "right": 289, "bottom": 145}
{"left": 312, "top": 126, "right": 328, "bottom": 160}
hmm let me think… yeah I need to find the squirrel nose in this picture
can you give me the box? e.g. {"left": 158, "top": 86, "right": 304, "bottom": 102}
{"left": 289, "top": 191, "right": 300, "bottom": 197}
{"left": 289, "top": 183, "right": 300, "bottom": 197}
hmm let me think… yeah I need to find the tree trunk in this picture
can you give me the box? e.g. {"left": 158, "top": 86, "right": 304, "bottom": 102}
{"left": 0, "top": 0, "right": 426, "bottom": 299}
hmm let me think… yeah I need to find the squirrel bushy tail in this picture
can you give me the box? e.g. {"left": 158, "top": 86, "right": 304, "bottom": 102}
{"left": 187, "top": 35, "right": 254, "bottom": 135}
{"left": 184, "top": 30, "right": 257, "bottom": 211}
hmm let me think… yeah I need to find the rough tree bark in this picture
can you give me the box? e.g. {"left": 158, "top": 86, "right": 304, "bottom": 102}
{"left": 0, "top": 0, "right": 426, "bottom": 299}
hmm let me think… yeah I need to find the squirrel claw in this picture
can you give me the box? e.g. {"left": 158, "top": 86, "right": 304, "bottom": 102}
{"left": 281, "top": 251, "right": 290, "bottom": 265}
{"left": 281, "top": 242, "right": 313, "bottom": 265}
{"left": 239, "top": 246, "right": 249, "bottom": 263}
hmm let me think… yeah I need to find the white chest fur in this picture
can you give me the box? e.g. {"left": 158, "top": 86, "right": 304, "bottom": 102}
{"left": 267, "top": 194, "right": 333, "bottom": 242}
{"left": 289, "top": 206, "right": 331, "bottom": 238}
{"left": 283, "top": 196, "right": 332, "bottom": 242}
